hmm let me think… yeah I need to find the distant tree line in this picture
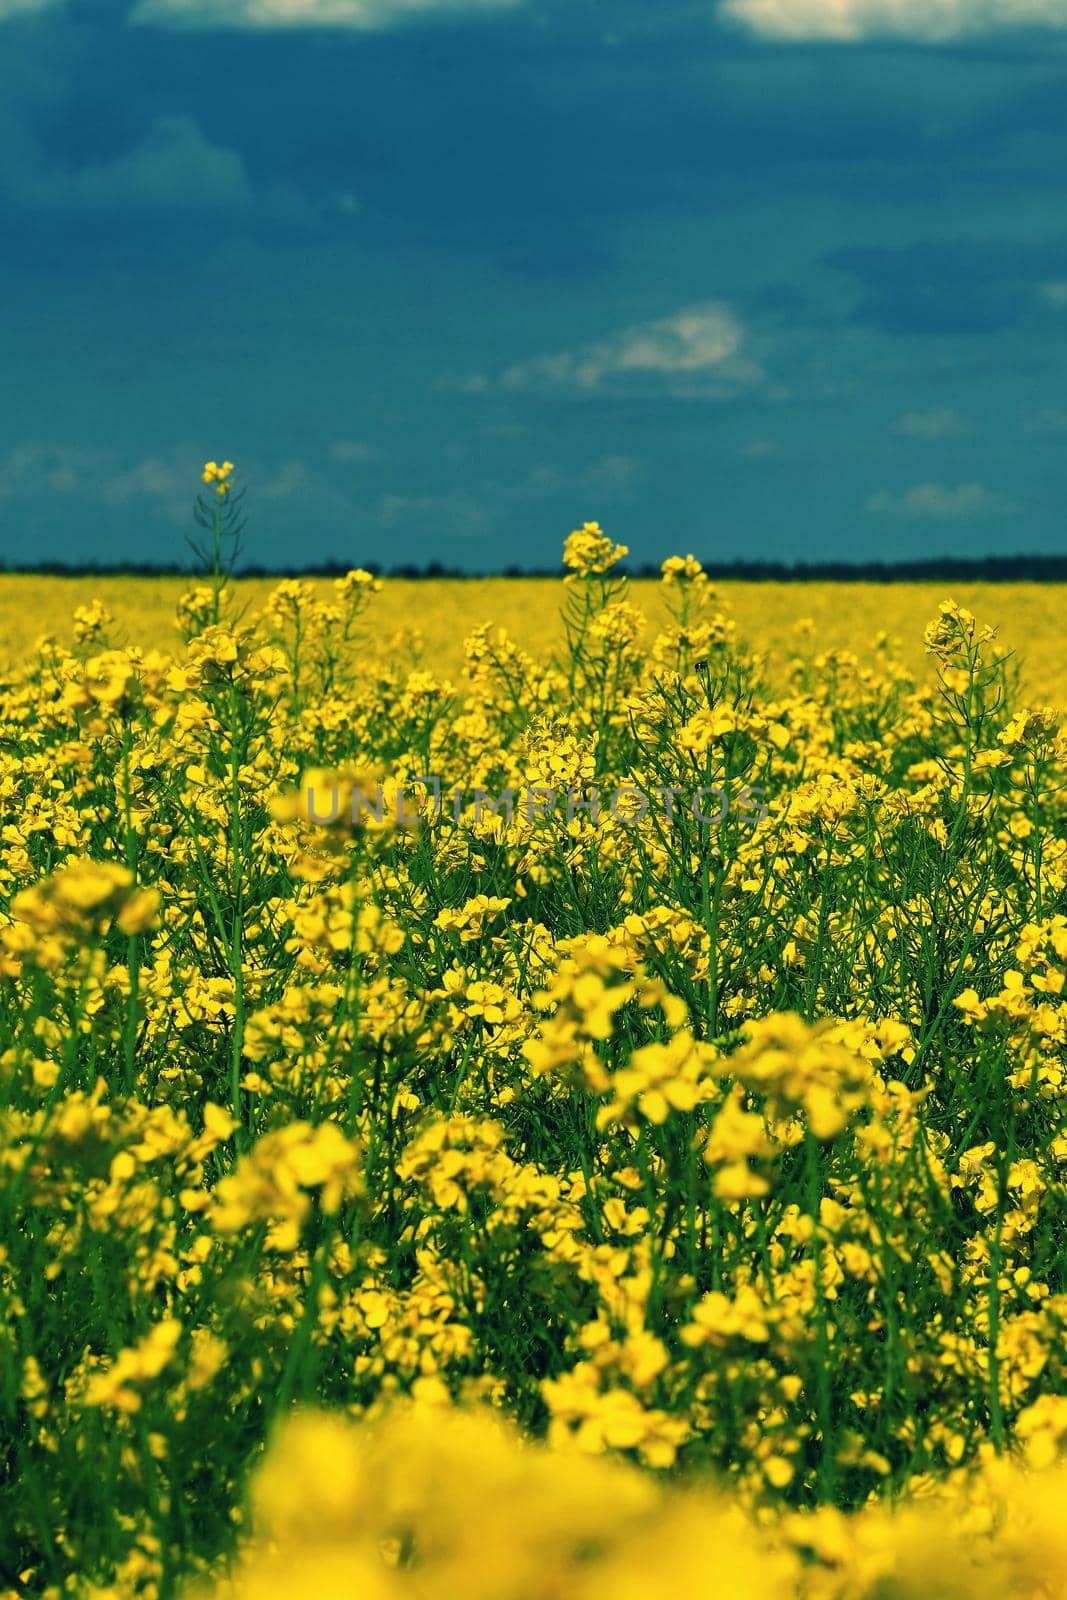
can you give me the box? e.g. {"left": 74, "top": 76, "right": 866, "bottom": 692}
{"left": 3, "top": 554, "right": 1067, "bottom": 582}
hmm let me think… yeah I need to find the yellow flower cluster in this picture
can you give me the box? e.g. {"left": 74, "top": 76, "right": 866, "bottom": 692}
{"left": 719, "top": 1013, "right": 877, "bottom": 1141}
{"left": 0, "top": 535, "right": 1065, "bottom": 1599}
{"left": 201, "top": 459, "right": 235, "bottom": 497}
{"left": 206, "top": 1121, "right": 363, "bottom": 1250}
{"left": 83, "top": 1318, "right": 183, "bottom": 1413}
{"left": 203, "top": 1400, "right": 1067, "bottom": 1600}
{"left": 562, "top": 520, "right": 629, "bottom": 576}
{"left": 2, "top": 859, "right": 158, "bottom": 975}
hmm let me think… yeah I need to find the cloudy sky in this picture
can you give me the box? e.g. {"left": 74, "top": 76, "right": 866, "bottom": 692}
{"left": 2, "top": 0, "right": 1065, "bottom": 568}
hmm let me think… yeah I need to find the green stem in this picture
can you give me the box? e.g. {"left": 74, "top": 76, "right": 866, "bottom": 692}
{"left": 121, "top": 719, "right": 141, "bottom": 1094}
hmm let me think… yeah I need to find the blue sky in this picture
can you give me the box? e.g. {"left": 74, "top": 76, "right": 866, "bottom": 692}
{"left": 1, "top": 0, "right": 1065, "bottom": 569}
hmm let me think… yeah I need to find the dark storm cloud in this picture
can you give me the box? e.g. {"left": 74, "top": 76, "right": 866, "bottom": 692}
{"left": 827, "top": 241, "right": 1067, "bottom": 336}
{"left": 0, "top": 0, "right": 1064, "bottom": 565}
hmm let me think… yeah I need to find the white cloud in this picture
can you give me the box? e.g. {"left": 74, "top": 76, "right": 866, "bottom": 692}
{"left": 375, "top": 490, "right": 493, "bottom": 533}
{"left": 719, "top": 0, "right": 1067, "bottom": 42}
{"left": 0, "top": 115, "right": 254, "bottom": 212}
{"left": 0, "top": 0, "right": 61, "bottom": 16}
{"left": 0, "top": 445, "right": 308, "bottom": 524}
{"left": 104, "top": 453, "right": 308, "bottom": 508}
{"left": 893, "top": 408, "right": 970, "bottom": 440}
{"left": 865, "top": 482, "right": 1020, "bottom": 520}
{"left": 66, "top": 116, "right": 249, "bottom": 210}
{"left": 1040, "top": 281, "right": 1067, "bottom": 309}
{"left": 502, "top": 304, "right": 762, "bottom": 397}
{"left": 259, "top": 460, "right": 308, "bottom": 500}
{"left": 584, "top": 453, "right": 636, "bottom": 490}
{"left": 508, "top": 454, "right": 638, "bottom": 498}
{"left": 102, "top": 457, "right": 189, "bottom": 509}
{"left": 0, "top": 444, "right": 100, "bottom": 501}
{"left": 330, "top": 440, "right": 382, "bottom": 463}
{"left": 1026, "top": 408, "right": 1067, "bottom": 435}
{"left": 131, "top": 0, "right": 519, "bottom": 30}
{"left": 0, "top": 446, "right": 192, "bottom": 525}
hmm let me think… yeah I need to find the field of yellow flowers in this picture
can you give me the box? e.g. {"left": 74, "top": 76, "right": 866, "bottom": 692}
{"left": 4, "top": 482, "right": 1067, "bottom": 1598}
{"left": 5, "top": 572, "right": 1067, "bottom": 703}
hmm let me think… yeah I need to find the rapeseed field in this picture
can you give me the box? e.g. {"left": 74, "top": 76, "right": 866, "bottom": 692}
{"left": 3, "top": 468, "right": 1067, "bottom": 1598}
{"left": 5, "top": 574, "right": 1067, "bottom": 704}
